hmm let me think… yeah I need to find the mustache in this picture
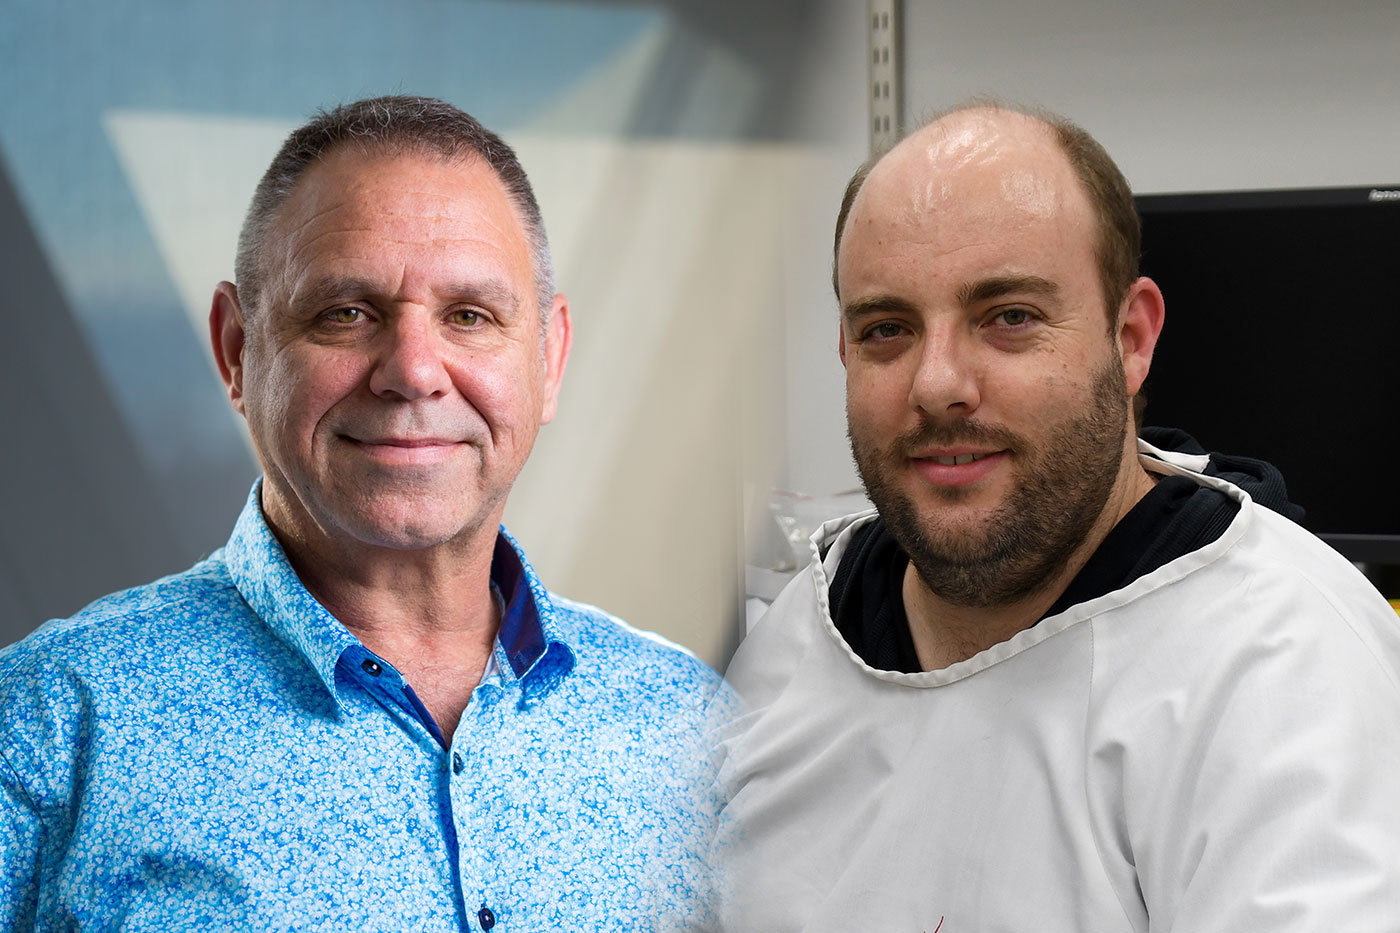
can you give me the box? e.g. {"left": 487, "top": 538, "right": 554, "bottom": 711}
{"left": 892, "top": 417, "right": 1023, "bottom": 456}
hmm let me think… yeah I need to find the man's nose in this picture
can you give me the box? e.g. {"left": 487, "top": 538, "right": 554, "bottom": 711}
{"left": 908, "top": 326, "right": 981, "bottom": 417}
{"left": 369, "top": 313, "right": 453, "bottom": 400}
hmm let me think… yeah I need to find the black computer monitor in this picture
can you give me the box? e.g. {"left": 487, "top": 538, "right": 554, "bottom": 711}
{"left": 1136, "top": 185, "right": 1400, "bottom": 565}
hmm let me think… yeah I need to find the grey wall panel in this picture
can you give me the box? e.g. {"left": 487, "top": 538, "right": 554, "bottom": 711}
{"left": 0, "top": 155, "right": 194, "bottom": 645}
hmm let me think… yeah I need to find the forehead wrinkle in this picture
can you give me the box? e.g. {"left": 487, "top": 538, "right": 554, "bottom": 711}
{"left": 262, "top": 151, "right": 536, "bottom": 327}
{"left": 289, "top": 268, "right": 521, "bottom": 312}
{"left": 280, "top": 224, "right": 376, "bottom": 276}
{"left": 280, "top": 162, "right": 518, "bottom": 248}
{"left": 279, "top": 198, "right": 354, "bottom": 243}
{"left": 276, "top": 211, "right": 523, "bottom": 302}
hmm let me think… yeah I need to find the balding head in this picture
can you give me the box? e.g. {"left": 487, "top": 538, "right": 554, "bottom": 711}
{"left": 833, "top": 104, "right": 1140, "bottom": 328}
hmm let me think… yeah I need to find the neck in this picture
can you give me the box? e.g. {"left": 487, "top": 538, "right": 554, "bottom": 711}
{"left": 904, "top": 448, "right": 1157, "bottom": 671}
{"left": 265, "top": 505, "right": 504, "bottom": 740}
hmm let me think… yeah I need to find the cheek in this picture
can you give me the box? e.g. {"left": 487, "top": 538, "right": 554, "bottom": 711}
{"left": 1012, "top": 356, "right": 1098, "bottom": 428}
{"left": 259, "top": 353, "right": 361, "bottom": 435}
{"left": 847, "top": 363, "right": 911, "bottom": 419}
{"left": 1025, "top": 363, "right": 1073, "bottom": 399}
{"left": 449, "top": 355, "right": 545, "bottom": 430}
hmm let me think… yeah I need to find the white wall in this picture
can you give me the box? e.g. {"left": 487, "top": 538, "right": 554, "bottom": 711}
{"left": 902, "top": 0, "right": 1400, "bottom": 194}
{"left": 774, "top": 2, "right": 873, "bottom": 502}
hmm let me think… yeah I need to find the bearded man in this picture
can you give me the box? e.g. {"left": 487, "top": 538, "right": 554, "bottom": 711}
{"left": 715, "top": 103, "right": 1400, "bottom": 930}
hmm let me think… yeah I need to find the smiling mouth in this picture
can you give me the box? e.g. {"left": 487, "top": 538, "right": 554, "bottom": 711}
{"left": 347, "top": 437, "right": 459, "bottom": 447}
{"left": 928, "top": 452, "right": 996, "bottom": 466}
{"left": 339, "top": 436, "right": 470, "bottom": 466}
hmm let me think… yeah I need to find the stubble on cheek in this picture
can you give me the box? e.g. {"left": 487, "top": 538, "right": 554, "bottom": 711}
{"left": 849, "top": 358, "right": 1130, "bottom": 609}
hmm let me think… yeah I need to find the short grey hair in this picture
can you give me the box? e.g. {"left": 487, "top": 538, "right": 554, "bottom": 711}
{"left": 235, "top": 95, "right": 554, "bottom": 320}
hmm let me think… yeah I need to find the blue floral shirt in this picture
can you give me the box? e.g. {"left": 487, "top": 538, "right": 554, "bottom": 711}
{"left": 0, "top": 486, "right": 723, "bottom": 931}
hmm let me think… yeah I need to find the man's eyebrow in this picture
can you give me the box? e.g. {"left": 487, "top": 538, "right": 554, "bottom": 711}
{"left": 956, "top": 274, "right": 1060, "bottom": 306}
{"left": 441, "top": 279, "right": 520, "bottom": 311}
{"left": 292, "top": 275, "right": 520, "bottom": 310}
{"left": 841, "top": 295, "right": 920, "bottom": 323}
{"left": 291, "top": 276, "right": 378, "bottom": 308}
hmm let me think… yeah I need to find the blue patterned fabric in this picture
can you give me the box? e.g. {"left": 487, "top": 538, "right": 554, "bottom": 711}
{"left": 1, "top": 485, "right": 722, "bottom": 931}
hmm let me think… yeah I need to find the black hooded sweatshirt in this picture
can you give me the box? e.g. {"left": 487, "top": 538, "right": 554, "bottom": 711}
{"left": 827, "top": 427, "right": 1306, "bottom": 673}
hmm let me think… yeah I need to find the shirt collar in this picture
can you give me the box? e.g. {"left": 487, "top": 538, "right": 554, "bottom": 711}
{"left": 223, "top": 481, "right": 576, "bottom": 713}
{"left": 491, "top": 527, "right": 577, "bottom": 704}
{"left": 224, "top": 482, "right": 359, "bottom": 709}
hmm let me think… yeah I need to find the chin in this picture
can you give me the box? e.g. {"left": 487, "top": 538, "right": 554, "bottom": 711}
{"left": 917, "top": 483, "right": 984, "bottom": 506}
{"left": 330, "top": 495, "right": 480, "bottom": 550}
{"left": 349, "top": 524, "right": 467, "bottom": 552}
{"left": 917, "top": 513, "right": 1000, "bottom": 555}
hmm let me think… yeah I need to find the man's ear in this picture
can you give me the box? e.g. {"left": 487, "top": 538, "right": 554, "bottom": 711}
{"left": 838, "top": 326, "right": 848, "bottom": 367}
{"left": 210, "top": 282, "right": 248, "bottom": 416}
{"left": 1117, "top": 276, "right": 1166, "bottom": 397}
{"left": 539, "top": 293, "right": 573, "bottom": 425}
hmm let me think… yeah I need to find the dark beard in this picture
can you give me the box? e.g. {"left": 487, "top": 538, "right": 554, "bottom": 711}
{"left": 850, "top": 359, "right": 1130, "bottom": 609}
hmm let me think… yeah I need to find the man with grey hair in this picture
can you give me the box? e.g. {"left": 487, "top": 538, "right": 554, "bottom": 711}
{"left": 715, "top": 103, "right": 1400, "bottom": 929}
{"left": 1, "top": 96, "right": 720, "bottom": 930}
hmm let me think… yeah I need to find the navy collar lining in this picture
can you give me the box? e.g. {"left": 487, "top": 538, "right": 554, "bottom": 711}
{"left": 490, "top": 533, "right": 547, "bottom": 678}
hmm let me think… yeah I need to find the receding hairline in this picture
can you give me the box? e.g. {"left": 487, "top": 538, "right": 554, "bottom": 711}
{"left": 835, "top": 104, "right": 1068, "bottom": 274}
{"left": 253, "top": 143, "right": 545, "bottom": 316}
{"left": 234, "top": 95, "right": 556, "bottom": 326}
{"left": 264, "top": 143, "right": 529, "bottom": 246}
{"left": 832, "top": 100, "right": 1139, "bottom": 321}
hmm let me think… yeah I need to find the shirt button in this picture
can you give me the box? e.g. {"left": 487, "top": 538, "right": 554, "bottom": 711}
{"left": 477, "top": 904, "right": 495, "bottom": 930}
{"left": 452, "top": 752, "right": 464, "bottom": 775}
{"left": 361, "top": 659, "right": 382, "bottom": 677}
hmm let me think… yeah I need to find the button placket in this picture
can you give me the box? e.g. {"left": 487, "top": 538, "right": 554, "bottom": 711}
{"left": 447, "top": 686, "right": 506, "bottom": 929}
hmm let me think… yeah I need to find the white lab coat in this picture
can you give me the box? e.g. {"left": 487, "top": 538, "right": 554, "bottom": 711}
{"left": 716, "top": 443, "right": 1400, "bottom": 931}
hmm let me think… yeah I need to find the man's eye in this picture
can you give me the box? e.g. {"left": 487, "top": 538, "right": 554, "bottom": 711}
{"left": 326, "top": 307, "right": 361, "bottom": 324}
{"left": 864, "top": 321, "right": 906, "bottom": 340}
{"left": 995, "top": 308, "right": 1033, "bottom": 327}
{"left": 450, "top": 309, "right": 482, "bottom": 327}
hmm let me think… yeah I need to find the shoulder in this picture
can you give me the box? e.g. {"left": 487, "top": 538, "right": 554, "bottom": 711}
{"left": 530, "top": 596, "right": 736, "bottom": 794}
{"left": 1185, "top": 503, "right": 1397, "bottom": 662}
{"left": 1095, "top": 496, "right": 1396, "bottom": 656}
{"left": 545, "top": 593, "right": 722, "bottom": 696}
{"left": 1086, "top": 498, "right": 1400, "bottom": 776}
{"left": 498, "top": 525, "right": 721, "bottom": 697}
{"left": 1, "top": 553, "right": 244, "bottom": 684}
{"left": 1085, "top": 505, "right": 1400, "bottom": 923}
{"left": 1240, "top": 503, "right": 1388, "bottom": 601}
{"left": 0, "top": 552, "right": 260, "bottom": 767}
{"left": 1238, "top": 507, "right": 1400, "bottom": 684}
{"left": 0, "top": 553, "right": 259, "bottom": 812}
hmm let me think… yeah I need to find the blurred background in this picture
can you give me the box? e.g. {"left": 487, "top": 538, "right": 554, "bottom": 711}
{"left": 3, "top": 0, "right": 1397, "bottom": 665}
